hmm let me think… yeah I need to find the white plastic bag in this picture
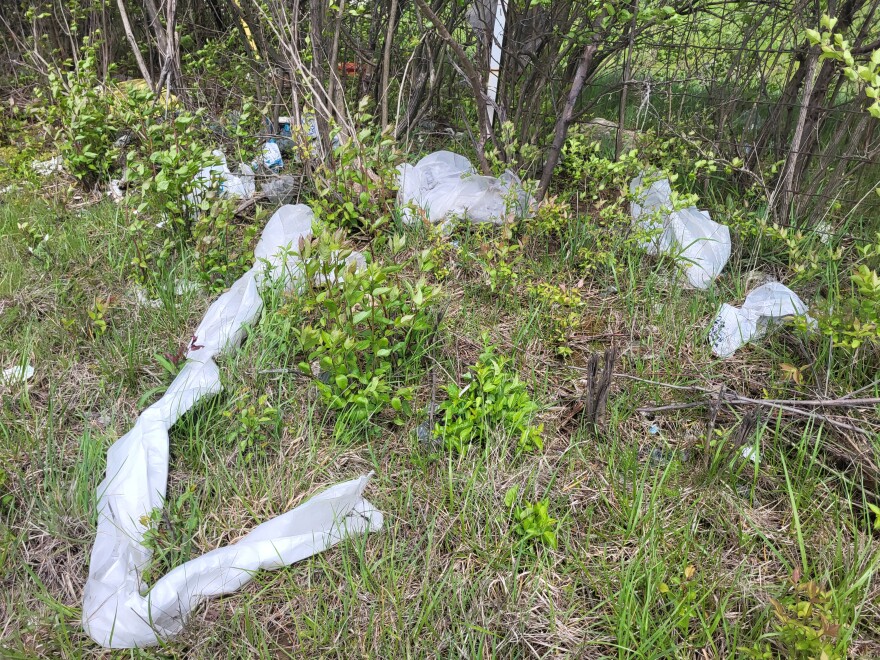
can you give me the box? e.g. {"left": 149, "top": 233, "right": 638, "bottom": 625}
{"left": 1, "top": 364, "right": 34, "bottom": 386}
{"left": 708, "top": 282, "right": 813, "bottom": 357}
{"left": 82, "top": 204, "right": 382, "bottom": 649}
{"left": 630, "top": 173, "right": 731, "bottom": 289}
{"left": 188, "top": 151, "right": 256, "bottom": 208}
{"left": 397, "top": 150, "right": 535, "bottom": 225}
{"left": 255, "top": 141, "right": 283, "bottom": 171}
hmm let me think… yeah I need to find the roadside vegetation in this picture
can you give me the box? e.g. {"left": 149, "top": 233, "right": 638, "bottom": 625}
{"left": 2, "top": 0, "right": 880, "bottom": 657}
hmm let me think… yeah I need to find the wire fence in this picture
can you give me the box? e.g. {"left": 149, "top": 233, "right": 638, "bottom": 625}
{"left": 582, "top": 4, "right": 880, "bottom": 223}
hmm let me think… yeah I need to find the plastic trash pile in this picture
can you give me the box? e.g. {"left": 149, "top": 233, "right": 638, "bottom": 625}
{"left": 709, "top": 281, "right": 814, "bottom": 357}
{"left": 629, "top": 173, "right": 731, "bottom": 289}
{"left": 82, "top": 204, "right": 383, "bottom": 649}
{"left": 397, "top": 151, "right": 534, "bottom": 226}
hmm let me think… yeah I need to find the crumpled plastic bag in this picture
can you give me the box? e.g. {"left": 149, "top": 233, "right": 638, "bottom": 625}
{"left": 82, "top": 204, "right": 382, "bottom": 649}
{"left": 254, "top": 141, "right": 283, "bottom": 171}
{"left": 187, "top": 150, "right": 256, "bottom": 207}
{"left": 32, "top": 156, "right": 64, "bottom": 176}
{"left": 397, "top": 150, "right": 534, "bottom": 225}
{"left": 2, "top": 364, "right": 34, "bottom": 386}
{"left": 630, "top": 173, "right": 731, "bottom": 289}
{"left": 708, "top": 282, "right": 813, "bottom": 357}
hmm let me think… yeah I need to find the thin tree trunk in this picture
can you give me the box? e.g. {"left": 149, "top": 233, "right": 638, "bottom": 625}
{"left": 115, "top": 0, "right": 154, "bottom": 89}
{"left": 616, "top": 0, "right": 637, "bottom": 160}
{"left": 537, "top": 10, "right": 606, "bottom": 200}
{"left": 381, "top": 0, "right": 399, "bottom": 129}
{"left": 413, "top": 0, "right": 493, "bottom": 173}
{"left": 773, "top": 49, "right": 818, "bottom": 218}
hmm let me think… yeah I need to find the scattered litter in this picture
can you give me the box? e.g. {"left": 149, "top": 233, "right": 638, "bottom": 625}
{"left": 416, "top": 421, "right": 433, "bottom": 444}
{"left": 174, "top": 279, "right": 201, "bottom": 296}
{"left": 648, "top": 424, "right": 660, "bottom": 435}
{"left": 741, "top": 444, "right": 760, "bottom": 465}
{"left": 630, "top": 173, "right": 731, "bottom": 289}
{"left": 32, "top": 156, "right": 63, "bottom": 176}
{"left": 742, "top": 270, "right": 773, "bottom": 291}
{"left": 708, "top": 282, "right": 814, "bottom": 357}
{"left": 188, "top": 151, "right": 256, "bottom": 207}
{"left": 132, "top": 285, "right": 162, "bottom": 308}
{"left": 814, "top": 219, "right": 832, "bottom": 244}
{"left": 262, "top": 174, "right": 300, "bottom": 204}
{"left": 254, "top": 141, "right": 283, "bottom": 171}
{"left": 82, "top": 204, "right": 383, "bottom": 649}
{"left": 114, "top": 132, "right": 133, "bottom": 149}
{"left": 2, "top": 364, "right": 34, "bottom": 386}
{"left": 643, "top": 446, "right": 691, "bottom": 467}
{"left": 397, "top": 150, "right": 535, "bottom": 225}
{"left": 108, "top": 179, "right": 125, "bottom": 202}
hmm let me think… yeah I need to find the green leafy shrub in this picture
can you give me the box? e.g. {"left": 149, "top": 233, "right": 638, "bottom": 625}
{"left": 526, "top": 281, "right": 586, "bottom": 357}
{"left": 223, "top": 393, "right": 281, "bottom": 462}
{"left": 293, "top": 229, "right": 440, "bottom": 430}
{"left": 486, "top": 120, "right": 540, "bottom": 176}
{"left": 741, "top": 568, "right": 848, "bottom": 659}
{"left": 116, "top": 89, "right": 258, "bottom": 288}
{"left": 311, "top": 103, "right": 402, "bottom": 235}
{"left": 505, "top": 487, "right": 558, "bottom": 550}
{"left": 812, "top": 264, "right": 880, "bottom": 349}
{"left": 139, "top": 485, "right": 201, "bottom": 587}
{"left": 434, "top": 345, "right": 543, "bottom": 454}
{"left": 42, "top": 41, "right": 117, "bottom": 184}
{"left": 658, "top": 564, "right": 702, "bottom": 636}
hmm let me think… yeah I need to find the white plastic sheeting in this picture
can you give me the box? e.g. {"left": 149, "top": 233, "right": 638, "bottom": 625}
{"left": 630, "top": 174, "right": 731, "bottom": 289}
{"left": 397, "top": 151, "right": 534, "bottom": 226}
{"left": 708, "top": 282, "right": 813, "bottom": 357}
{"left": 82, "top": 204, "right": 383, "bottom": 648}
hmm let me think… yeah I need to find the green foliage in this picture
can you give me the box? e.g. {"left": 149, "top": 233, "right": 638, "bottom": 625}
{"left": 475, "top": 223, "right": 526, "bottom": 294}
{"left": 293, "top": 229, "right": 439, "bottom": 430}
{"left": 526, "top": 281, "right": 585, "bottom": 357}
{"left": 758, "top": 219, "right": 844, "bottom": 279}
{"left": 14, "top": 220, "right": 50, "bottom": 261}
{"left": 223, "top": 393, "right": 281, "bottom": 462}
{"left": 761, "top": 569, "right": 847, "bottom": 659}
{"left": 812, "top": 264, "right": 880, "bottom": 349}
{"left": 42, "top": 41, "right": 117, "bottom": 183}
{"left": 434, "top": 345, "right": 543, "bottom": 454}
{"left": 311, "top": 102, "right": 402, "bottom": 235}
{"left": 87, "top": 295, "right": 110, "bottom": 338}
{"left": 658, "top": 564, "right": 701, "bottom": 636}
{"left": 505, "top": 487, "right": 558, "bottom": 550}
{"left": 526, "top": 195, "right": 572, "bottom": 237}
{"left": 486, "top": 120, "right": 541, "bottom": 176}
{"left": 191, "top": 199, "right": 260, "bottom": 292}
{"left": 416, "top": 225, "right": 459, "bottom": 281}
{"left": 117, "top": 90, "right": 257, "bottom": 288}
{"left": 806, "top": 16, "right": 880, "bottom": 119}
{"left": 139, "top": 485, "right": 201, "bottom": 587}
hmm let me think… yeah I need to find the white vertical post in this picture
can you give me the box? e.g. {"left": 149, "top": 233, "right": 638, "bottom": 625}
{"left": 487, "top": 0, "right": 506, "bottom": 127}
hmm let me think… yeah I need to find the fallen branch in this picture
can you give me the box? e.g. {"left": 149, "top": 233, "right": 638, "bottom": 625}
{"left": 625, "top": 374, "right": 878, "bottom": 438}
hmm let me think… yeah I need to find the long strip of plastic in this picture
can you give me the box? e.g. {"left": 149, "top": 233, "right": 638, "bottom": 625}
{"left": 81, "top": 204, "right": 383, "bottom": 648}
